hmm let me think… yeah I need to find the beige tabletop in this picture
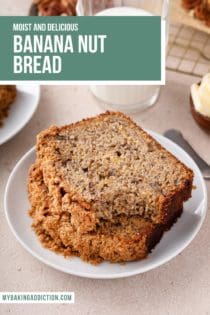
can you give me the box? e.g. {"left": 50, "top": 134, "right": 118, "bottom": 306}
{"left": 1, "top": 1, "right": 210, "bottom": 315}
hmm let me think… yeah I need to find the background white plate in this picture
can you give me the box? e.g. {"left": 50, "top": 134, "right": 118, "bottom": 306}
{"left": 0, "top": 85, "right": 40, "bottom": 145}
{"left": 4, "top": 131, "right": 207, "bottom": 279}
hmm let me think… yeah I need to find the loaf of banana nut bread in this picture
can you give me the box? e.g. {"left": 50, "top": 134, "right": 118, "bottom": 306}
{"left": 28, "top": 112, "right": 193, "bottom": 264}
{"left": 182, "top": 0, "right": 210, "bottom": 27}
{"left": 28, "top": 163, "right": 181, "bottom": 264}
{"left": 36, "top": 112, "right": 193, "bottom": 227}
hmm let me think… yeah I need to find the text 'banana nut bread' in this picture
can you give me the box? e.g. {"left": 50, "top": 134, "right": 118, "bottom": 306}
{"left": 28, "top": 112, "right": 194, "bottom": 264}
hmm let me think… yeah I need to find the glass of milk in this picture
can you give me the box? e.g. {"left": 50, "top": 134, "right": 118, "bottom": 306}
{"left": 77, "top": 0, "right": 169, "bottom": 113}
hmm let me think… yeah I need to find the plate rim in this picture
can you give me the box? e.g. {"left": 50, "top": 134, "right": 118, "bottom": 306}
{"left": 4, "top": 131, "right": 208, "bottom": 279}
{"left": 0, "top": 85, "right": 40, "bottom": 146}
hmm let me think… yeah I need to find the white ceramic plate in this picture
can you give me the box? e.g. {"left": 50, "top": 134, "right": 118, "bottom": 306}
{"left": 0, "top": 85, "right": 40, "bottom": 145}
{"left": 4, "top": 131, "right": 207, "bottom": 279}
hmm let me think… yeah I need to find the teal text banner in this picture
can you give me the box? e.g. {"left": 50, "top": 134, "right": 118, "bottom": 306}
{"left": 0, "top": 16, "right": 162, "bottom": 81}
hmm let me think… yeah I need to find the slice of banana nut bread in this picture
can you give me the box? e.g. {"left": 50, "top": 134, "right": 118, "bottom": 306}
{"left": 36, "top": 112, "right": 193, "bottom": 230}
{"left": 29, "top": 163, "right": 168, "bottom": 264}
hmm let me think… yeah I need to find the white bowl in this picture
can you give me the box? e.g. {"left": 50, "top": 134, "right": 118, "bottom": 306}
{"left": 0, "top": 85, "right": 40, "bottom": 145}
{"left": 4, "top": 131, "right": 207, "bottom": 279}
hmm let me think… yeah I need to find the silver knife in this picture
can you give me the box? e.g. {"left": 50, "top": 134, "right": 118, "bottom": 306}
{"left": 164, "top": 129, "right": 210, "bottom": 180}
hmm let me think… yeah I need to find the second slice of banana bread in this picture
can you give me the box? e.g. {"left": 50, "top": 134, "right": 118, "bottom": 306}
{"left": 29, "top": 163, "right": 170, "bottom": 264}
